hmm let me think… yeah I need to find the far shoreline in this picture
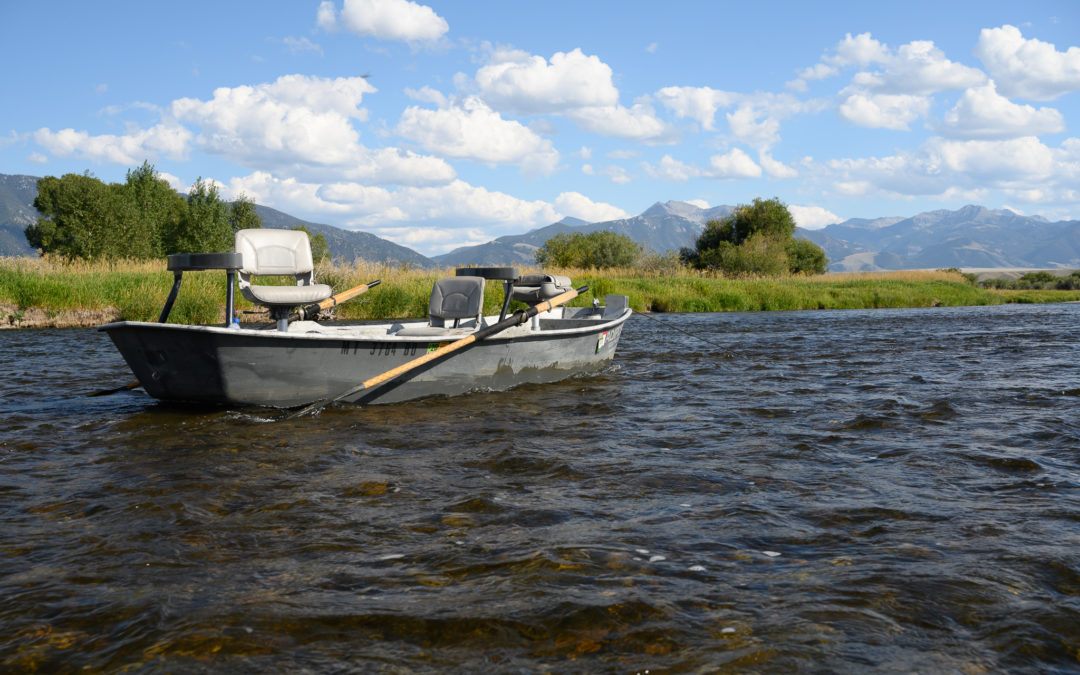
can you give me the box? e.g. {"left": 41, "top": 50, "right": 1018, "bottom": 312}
{"left": 5, "top": 258, "right": 1080, "bottom": 328}
{"left": 6, "top": 293, "right": 1080, "bottom": 330}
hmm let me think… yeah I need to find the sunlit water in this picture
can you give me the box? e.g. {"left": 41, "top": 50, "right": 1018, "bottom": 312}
{"left": 2, "top": 304, "right": 1079, "bottom": 672}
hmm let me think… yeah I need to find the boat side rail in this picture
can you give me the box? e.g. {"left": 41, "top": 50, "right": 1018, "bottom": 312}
{"left": 161, "top": 252, "right": 244, "bottom": 327}
{"left": 454, "top": 266, "right": 519, "bottom": 321}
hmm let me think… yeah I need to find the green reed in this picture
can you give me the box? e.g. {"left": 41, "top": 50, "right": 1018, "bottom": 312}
{"left": 3, "top": 257, "right": 1078, "bottom": 326}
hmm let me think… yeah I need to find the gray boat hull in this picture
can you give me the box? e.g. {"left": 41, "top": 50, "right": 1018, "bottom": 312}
{"left": 99, "top": 303, "right": 630, "bottom": 408}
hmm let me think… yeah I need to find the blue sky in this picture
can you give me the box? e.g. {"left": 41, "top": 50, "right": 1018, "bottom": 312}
{"left": 2, "top": 1, "right": 1078, "bottom": 256}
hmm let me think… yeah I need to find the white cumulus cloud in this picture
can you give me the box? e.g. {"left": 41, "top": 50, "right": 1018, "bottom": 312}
{"left": 804, "top": 31, "right": 988, "bottom": 132}
{"left": 826, "top": 32, "right": 890, "bottom": 67}
{"left": 759, "top": 151, "right": 798, "bottom": 178}
{"left": 821, "top": 135, "right": 1080, "bottom": 205}
{"left": 33, "top": 123, "right": 192, "bottom": 165}
{"left": 708, "top": 148, "right": 762, "bottom": 179}
{"left": 395, "top": 96, "right": 559, "bottom": 174}
{"left": 226, "top": 172, "right": 563, "bottom": 255}
{"left": 727, "top": 106, "right": 781, "bottom": 150}
{"left": 317, "top": 0, "right": 448, "bottom": 44}
{"left": 475, "top": 47, "right": 619, "bottom": 114}
{"left": 838, "top": 92, "right": 930, "bottom": 130}
{"left": 852, "top": 40, "right": 986, "bottom": 95}
{"left": 644, "top": 154, "right": 701, "bottom": 182}
{"left": 343, "top": 147, "right": 456, "bottom": 186}
{"left": 975, "top": 25, "right": 1080, "bottom": 101}
{"left": 565, "top": 103, "right": 676, "bottom": 144}
{"left": 553, "top": 192, "right": 629, "bottom": 222}
{"left": 654, "top": 86, "right": 737, "bottom": 131}
{"left": 789, "top": 205, "right": 842, "bottom": 229}
{"left": 172, "top": 74, "right": 376, "bottom": 167}
{"left": 937, "top": 80, "right": 1065, "bottom": 139}
{"left": 644, "top": 149, "right": 763, "bottom": 181}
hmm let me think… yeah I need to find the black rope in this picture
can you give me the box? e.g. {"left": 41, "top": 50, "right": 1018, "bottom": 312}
{"left": 633, "top": 310, "right": 733, "bottom": 352}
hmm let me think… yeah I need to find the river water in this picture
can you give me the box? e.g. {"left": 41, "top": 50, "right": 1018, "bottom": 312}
{"left": 1, "top": 303, "right": 1079, "bottom": 672}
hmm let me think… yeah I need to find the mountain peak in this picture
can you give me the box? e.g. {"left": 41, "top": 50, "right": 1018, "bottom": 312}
{"left": 642, "top": 201, "right": 675, "bottom": 217}
{"left": 642, "top": 200, "right": 709, "bottom": 222}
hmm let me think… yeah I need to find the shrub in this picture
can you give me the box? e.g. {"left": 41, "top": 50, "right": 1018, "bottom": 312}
{"left": 787, "top": 237, "right": 828, "bottom": 275}
{"left": 535, "top": 231, "right": 642, "bottom": 268}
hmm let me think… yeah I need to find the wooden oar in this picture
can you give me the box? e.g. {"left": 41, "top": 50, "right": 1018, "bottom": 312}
{"left": 87, "top": 279, "right": 382, "bottom": 397}
{"left": 285, "top": 279, "right": 381, "bottom": 323}
{"left": 288, "top": 284, "right": 589, "bottom": 417}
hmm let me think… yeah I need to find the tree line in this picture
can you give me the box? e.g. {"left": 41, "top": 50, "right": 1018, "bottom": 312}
{"left": 534, "top": 197, "right": 827, "bottom": 275}
{"left": 29, "top": 169, "right": 821, "bottom": 277}
{"left": 26, "top": 162, "right": 262, "bottom": 260}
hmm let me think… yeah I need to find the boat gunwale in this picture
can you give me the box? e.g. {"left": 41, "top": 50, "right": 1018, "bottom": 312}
{"left": 97, "top": 307, "right": 632, "bottom": 343}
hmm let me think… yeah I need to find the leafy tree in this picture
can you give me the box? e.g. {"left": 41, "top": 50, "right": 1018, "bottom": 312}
{"left": 697, "top": 197, "right": 796, "bottom": 250}
{"left": 291, "top": 225, "right": 329, "bottom": 263}
{"left": 535, "top": 230, "right": 642, "bottom": 268}
{"left": 123, "top": 161, "right": 186, "bottom": 258}
{"left": 163, "top": 178, "right": 232, "bottom": 254}
{"left": 684, "top": 196, "right": 827, "bottom": 276}
{"left": 27, "top": 172, "right": 123, "bottom": 259}
{"left": 28, "top": 165, "right": 259, "bottom": 259}
{"left": 228, "top": 193, "right": 262, "bottom": 233}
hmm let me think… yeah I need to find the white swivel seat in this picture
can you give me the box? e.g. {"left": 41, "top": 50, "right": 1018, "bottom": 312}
{"left": 235, "top": 228, "right": 333, "bottom": 331}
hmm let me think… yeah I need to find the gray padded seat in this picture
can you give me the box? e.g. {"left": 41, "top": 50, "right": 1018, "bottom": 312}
{"left": 396, "top": 276, "right": 485, "bottom": 337}
{"left": 235, "top": 229, "right": 333, "bottom": 308}
{"left": 511, "top": 273, "right": 572, "bottom": 305}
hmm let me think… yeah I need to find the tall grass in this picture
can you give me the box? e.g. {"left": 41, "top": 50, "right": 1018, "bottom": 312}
{"left": 0, "top": 256, "right": 231, "bottom": 324}
{"left": 3, "top": 257, "right": 1078, "bottom": 326}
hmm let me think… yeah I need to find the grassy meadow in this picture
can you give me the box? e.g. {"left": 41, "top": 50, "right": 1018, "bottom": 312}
{"left": 2, "top": 256, "right": 1079, "bottom": 328}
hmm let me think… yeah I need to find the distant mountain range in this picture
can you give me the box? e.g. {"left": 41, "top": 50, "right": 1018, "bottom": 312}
{"left": 251, "top": 203, "right": 433, "bottom": 268}
{"left": 0, "top": 175, "right": 43, "bottom": 257}
{"left": 4, "top": 172, "right": 1080, "bottom": 271}
{"left": 430, "top": 201, "right": 735, "bottom": 267}
{"left": 798, "top": 205, "right": 1080, "bottom": 271}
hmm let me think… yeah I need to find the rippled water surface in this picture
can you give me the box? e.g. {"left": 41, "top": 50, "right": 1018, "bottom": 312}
{"left": 2, "top": 304, "right": 1079, "bottom": 672}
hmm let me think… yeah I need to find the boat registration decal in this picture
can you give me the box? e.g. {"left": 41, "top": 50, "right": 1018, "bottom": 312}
{"left": 340, "top": 341, "right": 423, "bottom": 357}
{"left": 596, "top": 331, "right": 607, "bottom": 353}
{"left": 427, "top": 342, "right": 450, "bottom": 353}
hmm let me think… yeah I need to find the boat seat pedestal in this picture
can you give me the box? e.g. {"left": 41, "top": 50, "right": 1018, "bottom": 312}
{"left": 163, "top": 252, "right": 244, "bottom": 327}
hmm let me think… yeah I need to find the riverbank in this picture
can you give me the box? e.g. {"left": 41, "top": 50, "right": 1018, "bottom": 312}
{"left": 3, "top": 257, "right": 1078, "bottom": 328}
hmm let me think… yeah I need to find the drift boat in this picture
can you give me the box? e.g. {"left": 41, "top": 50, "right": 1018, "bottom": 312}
{"left": 98, "top": 229, "right": 631, "bottom": 408}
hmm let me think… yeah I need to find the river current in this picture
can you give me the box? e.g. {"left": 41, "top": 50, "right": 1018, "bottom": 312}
{"left": 1, "top": 303, "right": 1078, "bottom": 672}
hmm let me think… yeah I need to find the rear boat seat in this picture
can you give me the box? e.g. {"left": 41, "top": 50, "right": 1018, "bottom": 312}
{"left": 396, "top": 276, "right": 486, "bottom": 337}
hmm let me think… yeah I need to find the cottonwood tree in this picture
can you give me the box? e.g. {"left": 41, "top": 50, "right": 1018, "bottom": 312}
{"left": 682, "top": 197, "right": 827, "bottom": 275}
{"left": 28, "top": 165, "right": 262, "bottom": 259}
{"left": 124, "top": 161, "right": 186, "bottom": 258}
{"left": 27, "top": 172, "right": 126, "bottom": 259}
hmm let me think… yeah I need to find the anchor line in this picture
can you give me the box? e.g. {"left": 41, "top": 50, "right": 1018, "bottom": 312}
{"left": 633, "top": 310, "right": 734, "bottom": 354}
